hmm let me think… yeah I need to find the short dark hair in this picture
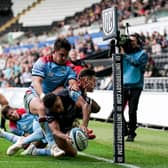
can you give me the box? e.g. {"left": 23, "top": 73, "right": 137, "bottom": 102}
{"left": 54, "top": 38, "right": 71, "bottom": 52}
{"left": 130, "top": 33, "right": 143, "bottom": 47}
{"left": 43, "top": 93, "right": 57, "bottom": 108}
{"left": 78, "top": 68, "right": 95, "bottom": 79}
{"left": 1, "top": 105, "right": 10, "bottom": 119}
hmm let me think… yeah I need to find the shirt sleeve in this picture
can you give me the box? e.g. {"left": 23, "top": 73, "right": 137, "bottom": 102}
{"left": 125, "top": 50, "right": 148, "bottom": 67}
{"left": 32, "top": 58, "right": 46, "bottom": 78}
{"left": 69, "top": 90, "right": 81, "bottom": 102}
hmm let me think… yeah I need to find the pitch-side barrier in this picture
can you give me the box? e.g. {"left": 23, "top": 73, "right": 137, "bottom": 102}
{"left": 1, "top": 88, "right": 168, "bottom": 128}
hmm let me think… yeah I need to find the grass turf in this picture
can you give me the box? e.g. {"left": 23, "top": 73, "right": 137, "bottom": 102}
{"left": 0, "top": 120, "right": 168, "bottom": 168}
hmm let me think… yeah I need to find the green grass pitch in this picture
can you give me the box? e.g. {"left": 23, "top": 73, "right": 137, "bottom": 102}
{"left": 0, "top": 120, "right": 168, "bottom": 168}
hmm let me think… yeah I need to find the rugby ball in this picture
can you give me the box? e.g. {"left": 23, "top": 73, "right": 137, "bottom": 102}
{"left": 69, "top": 127, "right": 88, "bottom": 151}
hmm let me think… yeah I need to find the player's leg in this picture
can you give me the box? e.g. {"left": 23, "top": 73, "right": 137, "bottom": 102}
{"left": 6, "top": 118, "right": 46, "bottom": 156}
{"left": 6, "top": 120, "right": 64, "bottom": 156}
{"left": 21, "top": 143, "right": 63, "bottom": 157}
{"left": 24, "top": 91, "right": 58, "bottom": 148}
{"left": 21, "top": 143, "right": 51, "bottom": 156}
{"left": 24, "top": 91, "right": 47, "bottom": 129}
{"left": 30, "top": 119, "right": 65, "bottom": 157}
{"left": 6, "top": 132, "right": 51, "bottom": 156}
{"left": 20, "top": 129, "right": 65, "bottom": 157}
{"left": 0, "top": 129, "right": 20, "bottom": 143}
{"left": 42, "top": 122, "right": 56, "bottom": 146}
{"left": 6, "top": 136, "right": 25, "bottom": 155}
{"left": 33, "top": 119, "right": 65, "bottom": 156}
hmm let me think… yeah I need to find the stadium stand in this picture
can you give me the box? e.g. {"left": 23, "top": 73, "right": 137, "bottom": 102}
{"left": 0, "top": 0, "right": 168, "bottom": 93}
{"left": 0, "top": 0, "right": 13, "bottom": 27}
{"left": 11, "top": 0, "right": 37, "bottom": 16}
{"left": 144, "top": 77, "right": 168, "bottom": 92}
{"left": 18, "top": 0, "right": 101, "bottom": 26}
{"left": 0, "top": 0, "right": 43, "bottom": 36}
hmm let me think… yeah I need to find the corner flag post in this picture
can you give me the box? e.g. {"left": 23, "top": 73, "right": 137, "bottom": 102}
{"left": 102, "top": 6, "right": 125, "bottom": 163}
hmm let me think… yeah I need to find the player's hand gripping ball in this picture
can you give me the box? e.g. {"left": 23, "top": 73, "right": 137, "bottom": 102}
{"left": 69, "top": 127, "right": 88, "bottom": 151}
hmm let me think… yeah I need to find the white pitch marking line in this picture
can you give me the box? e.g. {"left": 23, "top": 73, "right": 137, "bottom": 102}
{"left": 79, "top": 152, "right": 140, "bottom": 168}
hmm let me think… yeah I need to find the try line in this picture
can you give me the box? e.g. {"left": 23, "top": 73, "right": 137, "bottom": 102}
{"left": 79, "top": 152, "right": 140, "bottom": 168}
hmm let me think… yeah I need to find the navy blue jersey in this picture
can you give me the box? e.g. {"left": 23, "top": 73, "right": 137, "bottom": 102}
{"left": 46, "top": 89, "right": 82, "bottom": 133}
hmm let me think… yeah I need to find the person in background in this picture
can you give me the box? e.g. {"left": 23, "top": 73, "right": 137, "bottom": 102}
{"left": 144, "top": 56, "right": 160, "bottom": 77}
{"left": 122, "top": 33, "right": 148, "bottom": 142}
{"left": 20, "top": 66, "right": 32, "bottom": 87}
{"left": 66, "top": 48, "right": 89, "bottom": 75}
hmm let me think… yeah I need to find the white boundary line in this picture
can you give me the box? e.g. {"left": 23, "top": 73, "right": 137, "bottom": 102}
{"left": 0, "top": 153, "right": 140, "bottom": 168}
{"left": 79, "top": 152, "right": 140, "bottom": 168}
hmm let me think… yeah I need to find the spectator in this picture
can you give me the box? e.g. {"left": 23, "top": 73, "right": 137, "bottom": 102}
{"left": 20, "top": 66, "right": 32, "bottom": 87}
{"left": 144, "top": 56, "right": 161, "bottom": 77}
{"left": 66, "top": 49, "right": 88, "bottom": 75}
{"left": 151, "top": 39, "right": 162, "bottom": 55}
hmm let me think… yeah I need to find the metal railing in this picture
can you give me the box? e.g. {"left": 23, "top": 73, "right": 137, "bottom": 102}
{"left": 144, "top": 77, "right": 168, "bottom": 92}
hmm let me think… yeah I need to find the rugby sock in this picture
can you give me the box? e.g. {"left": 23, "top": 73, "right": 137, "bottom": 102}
{"left": 39, "top": 117, "right": 47, "bottom": 130}
{"left": 43, "top": 123, "right": 55, "bottom": 146}
{"left": 0, "top": 131, "right": 19, "bottom": 143}
{"left": 33, "top": 148, "right": 51, "bottom": 156}
{"left": 38, "top": 117, "right": 57, "bottom": 147}
{"left": 38, "top": 117, "right": 49, "bottom": 138}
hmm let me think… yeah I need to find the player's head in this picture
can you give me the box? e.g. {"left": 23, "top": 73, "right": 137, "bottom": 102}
{"left": 1, "top": 105, "right": 20, "bottom": 121}
{"left": 78, "top": 68, "right": 96, "bottom": 92}
{"left": 52, "top": 38, "right": 71, "bottom": 65}
{"left": 43, "top": 93, "right": 64, "bottom": 113}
